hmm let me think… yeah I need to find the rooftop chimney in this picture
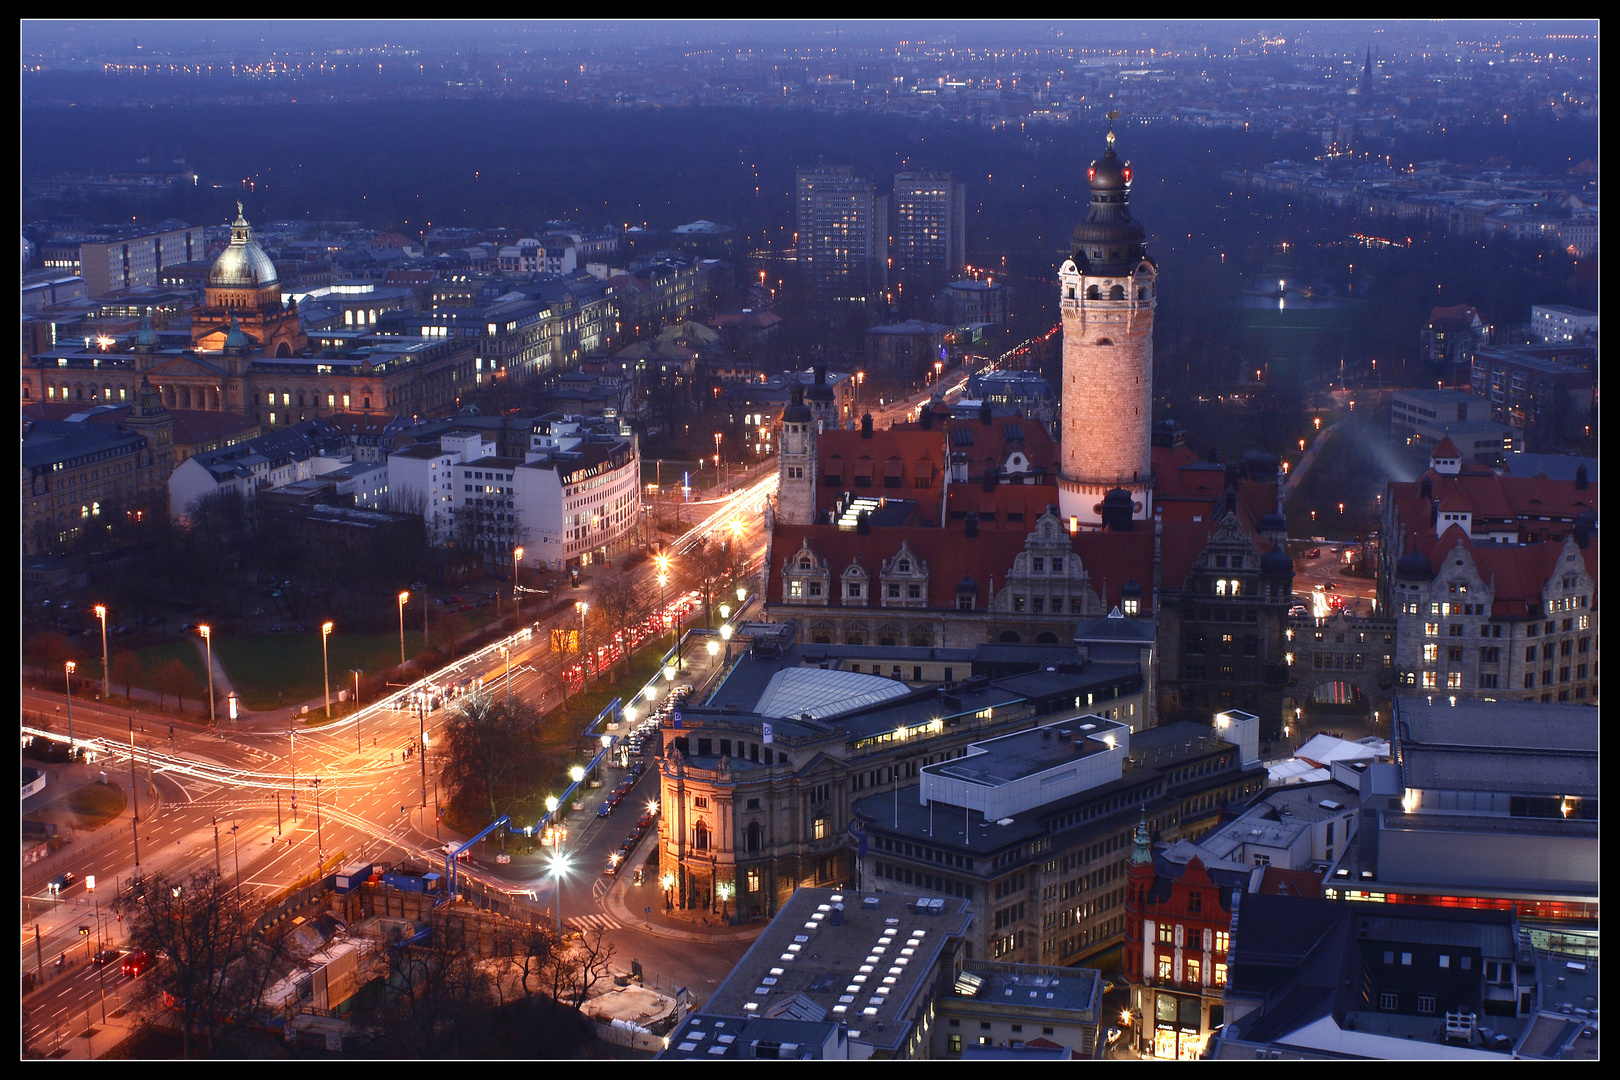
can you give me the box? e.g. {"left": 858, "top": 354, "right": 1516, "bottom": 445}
{"left": 861, "top": 412, "right": 874, "bottom": 438}
{"left": 980, "top": 400, "right": 993, "bottom": 426}
{"left": 1576, "top": 463, "right": 1589, "bottom": 490}
{"left": 964, "top": 512, "right": 979, "bottom": 539}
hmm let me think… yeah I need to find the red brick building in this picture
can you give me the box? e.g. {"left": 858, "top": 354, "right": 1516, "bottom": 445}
{"left": 1123, "top": 816, "right": 1242, "bottom": 1060}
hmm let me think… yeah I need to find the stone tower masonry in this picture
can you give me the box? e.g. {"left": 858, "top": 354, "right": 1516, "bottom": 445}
{"left": 1057, "top": 117, "right": 1157, "bottom": 528}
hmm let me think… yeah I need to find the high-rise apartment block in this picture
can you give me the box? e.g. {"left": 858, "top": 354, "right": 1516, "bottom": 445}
{"left": 892, "top": 171, "right": 966, "bottom": 300}
{"left": 796, "top": 166, "right": 888, "bottom": 307}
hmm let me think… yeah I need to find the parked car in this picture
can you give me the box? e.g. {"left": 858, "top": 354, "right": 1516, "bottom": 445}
{"left": 295, "top": 622, "right": 308, "bottom": 633}
{"left": 270, "top": 624, "right": 284, "bottom": 633}
{"left": 597, "top": 803, "right": 614, "bottom": 818}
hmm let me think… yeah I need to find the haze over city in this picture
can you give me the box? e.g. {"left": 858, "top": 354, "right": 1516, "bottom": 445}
{"left": 21, "top": 18, "right": 1598, "bottom": 1062}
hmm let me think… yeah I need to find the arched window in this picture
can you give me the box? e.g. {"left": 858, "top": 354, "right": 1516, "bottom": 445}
{"left": 1086, "top": 285, "right": 1100, "bottom": 300}
{"left": 999, "top": 631, "right": 1022, "bottom": 644}
{"left": 692, "top": 820, "right": 710, "bottom": 851}
{"left": 1036, "top": 631, "right": 1060, "bottom": 644}
{"left": 746, "top": 822, "right": 762, "bottom": 853}
{"left": 1109, "top": 285, "right": 1125, "bottom": 301}
{"left": 909, "top": 627, "right": 934, "bottom": 648}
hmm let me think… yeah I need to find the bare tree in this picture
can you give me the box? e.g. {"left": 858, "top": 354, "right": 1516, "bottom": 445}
{"left": 113, "top": 869, "right": 288, "bottom": 1059}
{"left": 153, "top": 657, "right": 199, "bottom": 711}
{"left": 110, "top": 651, "right": 143, "bottom": 699}
{"left": 593, "top": 572, "right": 645, "bottom": 676}
{"left": 439, "top": 689, "right": 559, "bottom": 823}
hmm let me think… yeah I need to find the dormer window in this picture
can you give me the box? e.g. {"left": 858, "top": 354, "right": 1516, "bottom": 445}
{"left": 898, "top": 560, "right": 910, "bottom": 573}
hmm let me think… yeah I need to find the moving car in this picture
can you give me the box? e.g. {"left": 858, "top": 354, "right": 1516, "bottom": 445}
{"left": 122, "top": 950, "right": 153, "bottom": 978}
{"left": 93, "top": 948, "right": 121, "bottom": 967}
{"left": 1307, "top": 548, "right": 1322, "bottom": 558}
{"left": 50, "top": 871, "right": 77, "bottom": 893}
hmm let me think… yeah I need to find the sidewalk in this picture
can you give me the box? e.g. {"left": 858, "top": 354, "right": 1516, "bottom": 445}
{"left": 601, "top": 874, "right": 766, "bottom": 946}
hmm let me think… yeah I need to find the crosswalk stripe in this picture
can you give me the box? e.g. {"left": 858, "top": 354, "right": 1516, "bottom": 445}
{"left": 567, "top": 914, "right": 622, "bottom": 932}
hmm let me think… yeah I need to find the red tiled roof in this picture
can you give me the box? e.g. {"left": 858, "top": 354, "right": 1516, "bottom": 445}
{"left": 945, "top": 482, "right": 1061, "bottom": 529}
{"left": 816, "top": 427, "right": 946, "bottom": 519}
{"left": 1406, "top": 522, "right": 1596, "bottom": 618}
{"left": 1255, "top": 866, "right": 1325, "bottom": 897}
{"left": 1426, "top": 304, "right": 1482, "bottom": 330}
{"left": 1432, "top": 435, "right": 1461, "bottom": 458}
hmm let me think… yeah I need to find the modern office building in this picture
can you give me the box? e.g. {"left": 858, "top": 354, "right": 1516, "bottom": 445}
{"left": 892, "top": 172, "right": 966, "bottom": 301}
{"left": 853, "top": 711, "right": 1267, "bottom": 970}
{"left": 796, "top": 167, "right": 888, "bottom": 307}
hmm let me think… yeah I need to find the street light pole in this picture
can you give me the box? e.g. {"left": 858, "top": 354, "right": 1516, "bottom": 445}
{"left": 64, "top": 661, "right": 76, "bottom": 761}
{"left": 95, "top": 605, "right": 109, "bottom": 701}
{"left": 398, "top": 591, "right": 409, "bottom": 667}
{"left": 199, "top": 625, "right": 215, "bottom": 726}
{"left": 577, "top": 602, "right": 588, "bottom": 683}
{"left": 229, "top": 822, "right": 241, "bottom": 899}
{"left": 321, "top": 621, "right": 334, "bottom": 717}
{"left": 502, "top": 645, "right": 511, "bottom": 709}
{"left": 312, "top": 779, "right": 323, "bottom": 853}
{"left": 514, "top": 546, "right": 524, "bottom": 618}
{"left": 352, "top": 669, "right": 363, "bottom": 751}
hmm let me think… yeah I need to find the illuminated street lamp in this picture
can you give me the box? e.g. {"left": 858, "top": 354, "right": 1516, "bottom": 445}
{"left": 569, "top": 765, "right": 585, "bottom": 784}
{"left": 706, "top": 639, "right": 719, "bottom": 658}
{"left": 716, "top": 880, "right": 734, "bottom": 922}
{"left": 351, "top": 669, "right": 363, "bottom": 750}
{"left": 94, "top": 605, "right": 109, "bottom": 700}
{"left": 719, "top": 603, "right": 731, "bottom": 621}
{"left": 321, "top": 621, "right": 334, "bottom": 717}
{"left": 398, "top": 591, "right": 410, "bottom": 666}
{"left": 64, "top": 660, "right": 76, "bottom": 760}
{"left": 199, "top": 625, "right": 215, "bottom": 726}
{"left": 737, "top": 584, "right": 747, "bottom": 603}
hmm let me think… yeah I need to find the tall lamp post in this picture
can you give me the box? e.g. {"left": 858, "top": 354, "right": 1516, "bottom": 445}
{"left": 94, "top": 605, "right": 109, "bottom": 701}
{"left": 514, "top": 546, "right": 524, "bottom": 618}
{"left": 576, "top": 602, "right": 589, "bottom": 682}
{"left": 655, "top": 554, "right": 672, "bottom": 649}
{"left": 321, "top": 621, "right": 334, "bottom": 717}
{"left": 351, "top": 669, "right": 363, "bottom": 751}
{"left": 199, "top": 625, "right": 215, "bottom": 726}
{"left": 64, "top": 660, "right": 76, "bottom": 761}
{"left": 311, "top": 778, "right": 324, "bottom": 854}
{"left": 397, "top": 591, "right": 409, "bottom": 666}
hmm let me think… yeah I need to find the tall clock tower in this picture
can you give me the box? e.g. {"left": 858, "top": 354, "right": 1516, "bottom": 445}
{"left": 1057, "top": 116, "right": 1157, "bottom": 527}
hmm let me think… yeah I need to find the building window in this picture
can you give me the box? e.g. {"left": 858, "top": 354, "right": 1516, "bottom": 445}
{"left": 1215, "top": 931, "right": 1229, "bottom": 953}
{"left": 1401, "top": 952, "right": 1412, "bottom": 966}
{"left": 813, "top": 817, "right": 827, "bottom": 841}
{"left": 747, "top": 869, "right": 760, "bottom": 893}
{"left": 949, "top": 1035, "right": 961, "bottom": 1054}
{"left": 1157, "top": 955, "right": 1172, "bottom": 980}
{"left": 1418, "top": 995, "right": 1436, "bottom": 1015}
{"left": 1380, "top": 991, "right": 1399, "bottom": 1011}
{"left": 1215, "top": 963, "right": 1227, "bottom": 986}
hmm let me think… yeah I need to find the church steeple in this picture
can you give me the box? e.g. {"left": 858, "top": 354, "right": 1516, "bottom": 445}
{"left": 1359, "top": 46, "right": 1374, "bottom": 98}
{"left": 1130, "top": 807, "right": 1153, "bottom": 866}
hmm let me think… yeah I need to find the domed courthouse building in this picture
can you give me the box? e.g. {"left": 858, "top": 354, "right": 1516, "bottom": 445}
{"left": 23, "top": 204, "right": 474, "bottom": 426}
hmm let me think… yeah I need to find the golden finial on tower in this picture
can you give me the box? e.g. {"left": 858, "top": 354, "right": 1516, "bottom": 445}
{"left": 1106, "top": 109, "right": 1120, "bottom": 149}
